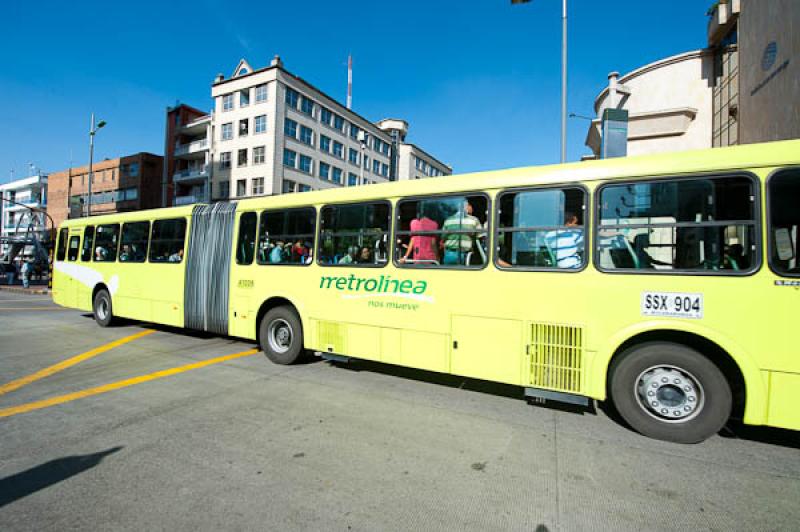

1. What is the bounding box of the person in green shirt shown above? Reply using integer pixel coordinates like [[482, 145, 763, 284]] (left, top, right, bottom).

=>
[[442, 200, 481, 265]]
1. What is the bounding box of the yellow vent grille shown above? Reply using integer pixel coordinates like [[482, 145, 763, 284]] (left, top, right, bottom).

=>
[[318, 321, 347, 353], [529, 323, 584, 394]]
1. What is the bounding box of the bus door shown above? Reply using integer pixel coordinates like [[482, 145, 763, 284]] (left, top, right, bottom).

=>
[[184, 203, 237, 335]]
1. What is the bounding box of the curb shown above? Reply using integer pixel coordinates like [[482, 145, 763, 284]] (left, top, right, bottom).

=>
[[0, 286, 51, 295]]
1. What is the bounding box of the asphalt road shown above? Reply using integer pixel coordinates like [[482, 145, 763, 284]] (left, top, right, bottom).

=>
[[0, 291, 798, 531]]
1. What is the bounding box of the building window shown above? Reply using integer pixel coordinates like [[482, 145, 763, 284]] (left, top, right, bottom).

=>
[[374, 139, 383, 153], [252, 177, 265, 196], [238, 148, 248, 167], [332, 167, 342, 184], [333, 141, 344, 159], [129, 163, 140, 177], [320, 135, 331, 153], [240, 89, 250, 107], [283, 148, 297, 168], [222, 123, 233, 141], [236, 179, 247, 198], [255, 84, 268, 103], [282, 179, 296, 193], [363, 155, 370, 172], [349, 124, 360, 141], [348, 148, 360, 165], [319, 161, 330, 180], [320, 107, 333, 126], [253, 146, 266, 165], [300, 96, 314, 116], [255, 114, 267, 134], [222, 93, 234, 111], [348, 173, 358, 186], [285, 87, 299, 109], [381, 163, 389, 178], [299, 125, 314, 146], [284, 118, 298, 139], [372, 159, 380, 174], [334, 114, 345, 132], [220, 152, 231, 169], [219, 181, 230, 199], [299, 154, 313, 174], [239, 118, 249, 137], [712, 35, 739, 148], [299, 184, 312, 192]]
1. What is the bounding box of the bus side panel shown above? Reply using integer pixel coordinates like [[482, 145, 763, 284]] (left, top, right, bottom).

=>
[[766, 371, 800, 431]]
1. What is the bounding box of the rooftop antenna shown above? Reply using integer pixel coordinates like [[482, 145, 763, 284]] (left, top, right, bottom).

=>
[[347, 54, 352, 109]]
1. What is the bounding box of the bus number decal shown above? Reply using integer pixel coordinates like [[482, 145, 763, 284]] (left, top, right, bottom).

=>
[[641, 292, 703, 319]]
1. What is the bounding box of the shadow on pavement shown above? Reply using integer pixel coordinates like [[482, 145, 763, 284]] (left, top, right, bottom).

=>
[[719, 422, 800, 449], [329, 358, 593, 416], [0, 446, 123, 508]]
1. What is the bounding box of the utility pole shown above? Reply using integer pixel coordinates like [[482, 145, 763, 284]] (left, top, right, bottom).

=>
[[86, 113, 106, 217]]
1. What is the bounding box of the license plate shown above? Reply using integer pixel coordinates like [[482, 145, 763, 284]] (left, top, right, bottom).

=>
[[641, 292, 703, 319]]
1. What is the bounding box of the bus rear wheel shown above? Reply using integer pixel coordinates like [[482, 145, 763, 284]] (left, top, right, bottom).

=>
[[610, 342, 732, 444], [93, 289, 115, 327], [259, 306, 304, 365]]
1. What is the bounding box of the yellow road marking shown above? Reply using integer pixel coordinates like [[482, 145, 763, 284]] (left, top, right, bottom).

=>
[[0, 349, 259, 419], [0, 330, 155, 396]]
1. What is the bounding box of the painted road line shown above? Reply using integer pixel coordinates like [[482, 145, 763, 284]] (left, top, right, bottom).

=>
[[0, 307, 68, 311], [0, 349, 259, 419], [0, 329, 155, 396]]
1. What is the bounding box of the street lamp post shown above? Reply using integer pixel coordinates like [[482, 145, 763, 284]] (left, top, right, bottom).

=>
[[86, 113, 106, 217], [512, 0, 568, 163]]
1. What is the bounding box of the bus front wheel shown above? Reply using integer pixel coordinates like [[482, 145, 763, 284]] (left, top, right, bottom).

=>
[[93, 289, 115, 327], [259, 306, 304, 365], [610, 342, 732, 444]]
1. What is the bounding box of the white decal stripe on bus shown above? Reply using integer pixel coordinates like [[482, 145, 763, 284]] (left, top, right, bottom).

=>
[[54, 262, 120, 297]]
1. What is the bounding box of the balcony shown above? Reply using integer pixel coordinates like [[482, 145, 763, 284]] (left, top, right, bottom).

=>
[[174, 138, 208, 158], [175, 193, 209, 206], [173, 165, 209, 184]]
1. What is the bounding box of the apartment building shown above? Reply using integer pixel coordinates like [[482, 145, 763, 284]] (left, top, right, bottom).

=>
[[0, 174, 48, 245], [47, 153, 163, 228], [164, 104, 212, 206], [166, 57, 451, 205]]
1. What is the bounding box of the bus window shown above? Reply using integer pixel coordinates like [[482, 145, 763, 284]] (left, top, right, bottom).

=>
[[94, 224, 120, 262], [119, 222, 150, 263], [319, 202, 390, 266], [256, 208, 316, 265], [496, 187, 585, 270], [396, 194, 488, 268], [81, 226, 95, 262], [56, 228, 68, 261], [596, 176, 757, 273], [149, 218, 187, 263], [67, 236, 80, 261], [768, 169, 800, 276], [236, 212, 257, 265]]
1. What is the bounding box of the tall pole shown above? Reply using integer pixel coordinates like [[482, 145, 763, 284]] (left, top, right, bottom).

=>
[[87, 113, 95, 217], [347, 54, 353, 109], [560, 0, 567, 163]]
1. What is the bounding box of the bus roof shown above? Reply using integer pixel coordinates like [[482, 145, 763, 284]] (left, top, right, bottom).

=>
[[60, 139, 800, 227]]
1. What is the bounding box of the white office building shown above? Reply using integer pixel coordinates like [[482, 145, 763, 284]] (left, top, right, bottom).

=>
[[195, 57, 450, 202], [0, 174, 48, 244]]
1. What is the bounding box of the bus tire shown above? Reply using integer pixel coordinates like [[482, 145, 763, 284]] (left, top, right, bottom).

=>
[[609, 342, 731, 444], [93, 289, 115, 327], [259, 306, 304, 365]]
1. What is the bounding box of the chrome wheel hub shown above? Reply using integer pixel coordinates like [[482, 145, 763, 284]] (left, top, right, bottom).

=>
[[267, 319, 293, 354], [635, 365, 704, 423]]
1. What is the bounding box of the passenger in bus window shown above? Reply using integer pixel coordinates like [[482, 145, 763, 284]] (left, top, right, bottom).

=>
[[292, 240, 309, 263], [119, 245, 132, 262], [401, 207, 439, 263], [338, 246, 359, 264], [168, 249, 183, 262], [270, 241, 285, 263], [441, 200, 481, 265], [95, 247, 108, 261], [544, 212, 584, 268], [358, 246, 372, 264]]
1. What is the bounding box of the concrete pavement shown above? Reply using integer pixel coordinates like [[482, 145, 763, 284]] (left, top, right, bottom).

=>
[[0, 291, 798, 531]]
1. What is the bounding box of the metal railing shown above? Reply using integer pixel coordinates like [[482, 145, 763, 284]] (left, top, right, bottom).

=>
[[174, 138, 208, 156]]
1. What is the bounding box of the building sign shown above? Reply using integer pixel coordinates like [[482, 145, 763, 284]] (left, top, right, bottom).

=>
[[751, 40, 791, 97], [600, 108, 629, 159]]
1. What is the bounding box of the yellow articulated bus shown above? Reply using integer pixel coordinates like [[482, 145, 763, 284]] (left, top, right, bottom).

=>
[[52, 140, 800, 443]]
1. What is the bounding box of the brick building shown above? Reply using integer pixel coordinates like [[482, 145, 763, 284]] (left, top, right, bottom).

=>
[[47, 152, 163, 228]]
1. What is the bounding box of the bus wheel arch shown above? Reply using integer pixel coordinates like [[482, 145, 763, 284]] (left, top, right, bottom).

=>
[[605, 330, 747, 441], [255, 297, 306, 365]]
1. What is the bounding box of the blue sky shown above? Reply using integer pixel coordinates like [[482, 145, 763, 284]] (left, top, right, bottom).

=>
[[0, 0, 709, 183]]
